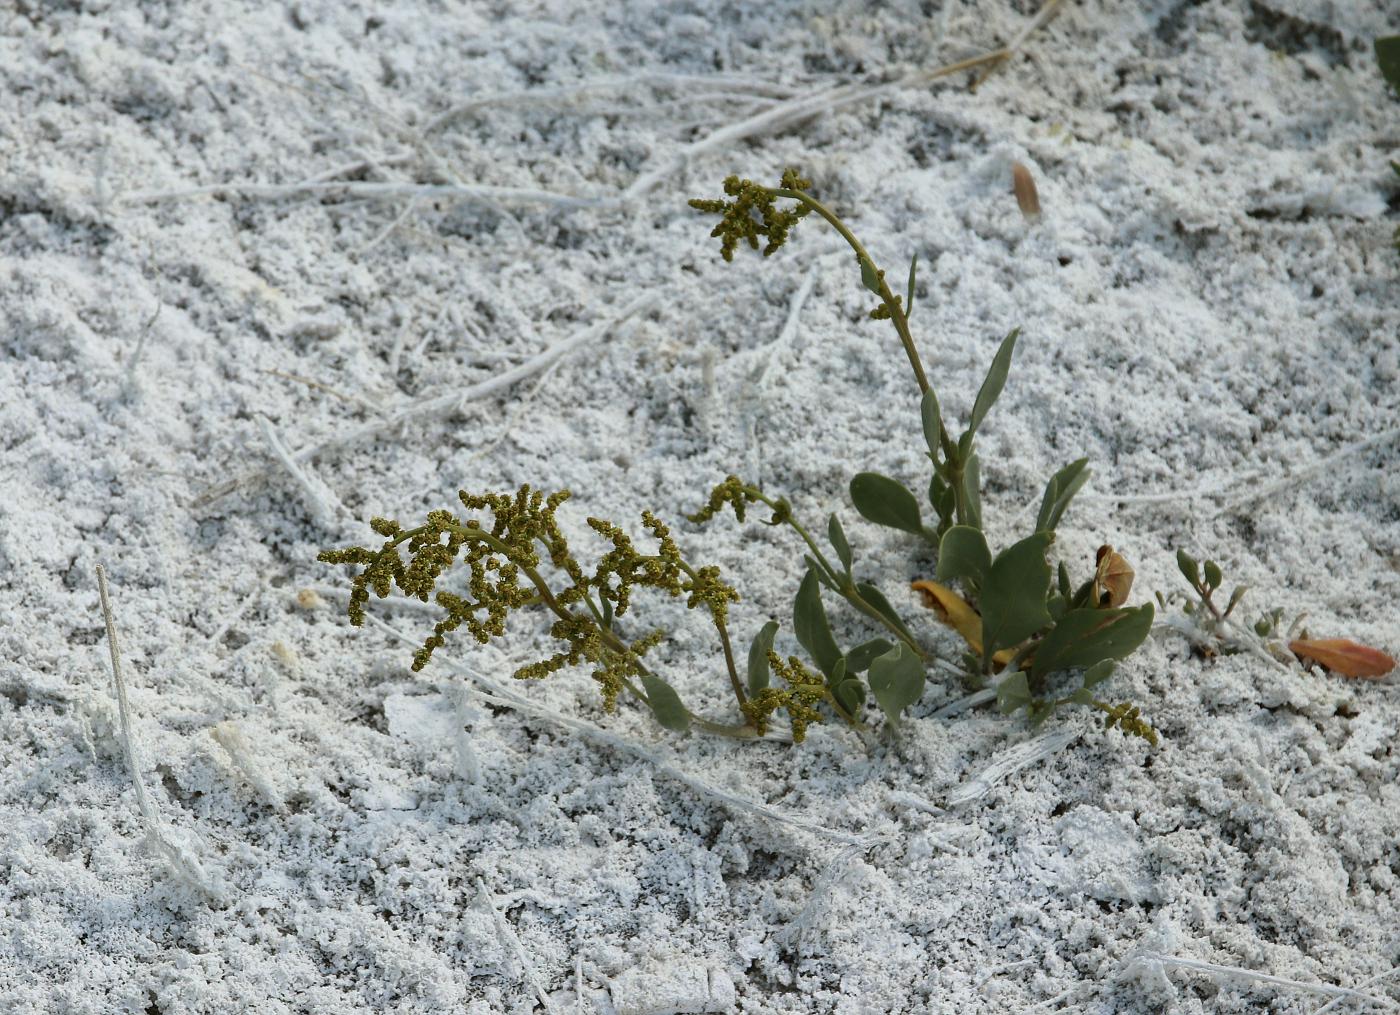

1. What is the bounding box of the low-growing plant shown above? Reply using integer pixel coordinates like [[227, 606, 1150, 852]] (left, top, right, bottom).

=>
[[688, 172, 1157, 741], [1160, 550, 1395, 680], [319, 170, 1159, 744]]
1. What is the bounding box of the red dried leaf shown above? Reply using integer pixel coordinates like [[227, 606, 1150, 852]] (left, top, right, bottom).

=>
[[1289, 638, 1396, 679]]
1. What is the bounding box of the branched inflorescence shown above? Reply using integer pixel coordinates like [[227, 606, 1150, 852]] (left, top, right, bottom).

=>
[[319, 486, 741, 722], [687, 169, 812, 261], [742, 653, 825, 743]]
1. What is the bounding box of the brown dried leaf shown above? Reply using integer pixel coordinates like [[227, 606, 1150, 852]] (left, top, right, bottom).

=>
[[1093, 545, 1134, 608], [1289, 638, 1396, 679], [1011, 162, 1041, 221]]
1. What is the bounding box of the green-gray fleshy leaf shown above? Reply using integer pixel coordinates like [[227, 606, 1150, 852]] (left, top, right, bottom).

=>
[[1083, 658, 1116, 689], [996, 671, 1032, 714], [859, 255, 881, 294], [906, 253, 918, 318], [747, 620, 779, 695], [960, 453, 982, 531], [855, 582, 919, 646], [867, 642, 925, 729], [828, 514, 852, 575], [936, 525, 991, 585], [980, 531, 1053, 656], [846, 637, 895, 673], [1035, 458, 1090, 534], [921, 388, 942, 461], [966, 329, 1019, 439], [850, 472, 924, 535], [794, 569, 842, 678], [641, 673, 690, 731], [1378, 35, 1400, 92], [833, 677, 866, 713], [1030, 603, 1155, 681]]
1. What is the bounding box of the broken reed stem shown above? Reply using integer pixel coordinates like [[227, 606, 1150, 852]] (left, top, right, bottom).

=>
[[96, 564, 221, 900], [96, 564, 160, 831]]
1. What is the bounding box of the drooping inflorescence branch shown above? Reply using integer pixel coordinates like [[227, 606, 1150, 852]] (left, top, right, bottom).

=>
[[319, 485, 752, 734]]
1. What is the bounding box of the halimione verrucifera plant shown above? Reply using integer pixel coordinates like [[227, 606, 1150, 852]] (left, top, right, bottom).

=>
[[317, 170, 1158, 745]]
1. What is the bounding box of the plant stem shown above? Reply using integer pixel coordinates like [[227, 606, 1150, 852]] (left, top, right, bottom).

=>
[[742, 484, 927, 659], [768, 188, 964, 470], [675, 559, 747, 709]]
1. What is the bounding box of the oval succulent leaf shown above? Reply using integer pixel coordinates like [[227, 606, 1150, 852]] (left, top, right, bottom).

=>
[[867, 642, 925, 728], [855, 581, 918, 646], [920, 388, 942, 460], [640, 673, 691, 731], [833, 678, 866, 713], [936, 525, 991, 586], [929, 472, 955, 530], [1378, 35, 1400, 92], [1176, 549, 1200, 586], [959, 453, 982, 531], [996, 670, 1032, 715], [747, 620, 780, 694], [1035, 458, 1090, 534], [1083, 659, 1116, 689], [980, 532, 1054, 656], [793, 569, 842, 678], [859, 254, 882, 294], [850, 472, 924, 535], [1030, 603, 1155, 681], [846, 637, 895, 673]]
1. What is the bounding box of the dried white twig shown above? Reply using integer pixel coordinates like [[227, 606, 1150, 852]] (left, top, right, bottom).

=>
[[775, 841, 874, 950], [205, 586, 263, 648], [1017, 987, 1075, 1012], [425, 72, 796, 134], [1213, 425, 1400, 517], [476, 877, 554, 1013], [199, 295, 654, 506], [971, 0, 1067, 89], [1131, 952, 1400, 1009], [257, 414, 351, 531], [946, 728, 1080, 807], [1079, 424, 1399, 517], [752, 262, 820, 393], [121, 179, 603, 211], [96, 564, 222, 901], [624, 36, 1059, 201], [211, 722, 286, 810], [445, 682, 482, 785], [1309, 965, 1400, 1014]]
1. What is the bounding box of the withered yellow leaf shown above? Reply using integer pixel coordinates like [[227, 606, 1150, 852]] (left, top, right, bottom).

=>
[[911, 579, 1017, 667]]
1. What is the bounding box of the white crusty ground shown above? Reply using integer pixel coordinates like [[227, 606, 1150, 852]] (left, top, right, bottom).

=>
[[2, 1, 1398, 1012]]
